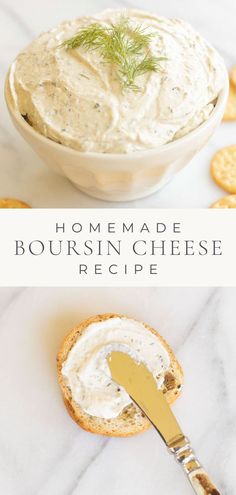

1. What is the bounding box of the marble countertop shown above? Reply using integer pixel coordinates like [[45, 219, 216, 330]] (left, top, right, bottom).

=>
[[0, 0, 236, 208], [0, 286, 235, 494]]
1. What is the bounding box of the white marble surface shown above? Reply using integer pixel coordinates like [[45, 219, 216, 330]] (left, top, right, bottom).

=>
[[0, 0, 236, 207], [0, 287, 235, 494]]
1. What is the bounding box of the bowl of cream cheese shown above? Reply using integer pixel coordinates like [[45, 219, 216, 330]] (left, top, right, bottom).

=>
[[5, 9, 229, 201]]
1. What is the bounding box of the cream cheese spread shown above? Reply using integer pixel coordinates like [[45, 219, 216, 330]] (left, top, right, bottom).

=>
[[9, 9, 226, 153], [61, 317, 170, 419]]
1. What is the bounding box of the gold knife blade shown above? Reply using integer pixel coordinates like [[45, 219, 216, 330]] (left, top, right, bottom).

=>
[[108, 351, 184, 447]]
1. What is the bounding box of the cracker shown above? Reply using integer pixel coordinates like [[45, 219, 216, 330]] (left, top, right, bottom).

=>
[[57, 313, 184, 437], [0, 198, 31, 208], [230, 65, 236, 87], [211, 145, 236, 193], [223, 83, 236, 121], [211, 195, 236, 208]]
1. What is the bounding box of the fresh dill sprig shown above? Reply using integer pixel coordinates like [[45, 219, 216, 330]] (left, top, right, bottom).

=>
[[61, 17, 166, 90]]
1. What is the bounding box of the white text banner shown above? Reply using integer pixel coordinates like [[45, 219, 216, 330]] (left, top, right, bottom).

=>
[[0, 209, 235, 287]]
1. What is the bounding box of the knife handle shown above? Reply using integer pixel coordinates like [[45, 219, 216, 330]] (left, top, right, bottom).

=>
[[169, 437, 221, 495], [188, 468, 221, 495]]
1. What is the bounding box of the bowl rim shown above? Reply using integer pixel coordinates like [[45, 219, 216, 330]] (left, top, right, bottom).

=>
[[5, 68, 229, 160]]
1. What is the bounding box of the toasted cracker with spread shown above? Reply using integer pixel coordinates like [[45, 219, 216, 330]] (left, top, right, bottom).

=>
[[211, 195, 236, 208], [223, 82, 236, 121], [0, 198, 30, 208], [211, 145, 236, 193], [57, 313, 183, 437]]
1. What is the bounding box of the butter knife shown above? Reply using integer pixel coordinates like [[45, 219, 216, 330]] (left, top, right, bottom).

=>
[[108, 352, 221, 495]]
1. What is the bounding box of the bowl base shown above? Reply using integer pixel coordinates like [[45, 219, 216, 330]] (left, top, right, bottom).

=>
[[74, 179, 171, 202]]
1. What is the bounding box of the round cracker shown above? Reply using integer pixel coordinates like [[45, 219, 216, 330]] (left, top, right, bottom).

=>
[[230, 65, 236, 87], [57, 313, 183, 437], [223, 83, 236, 121], [211, 145, 236, 193], [211, 195, 236, 208], [0, 198, 31, 208]]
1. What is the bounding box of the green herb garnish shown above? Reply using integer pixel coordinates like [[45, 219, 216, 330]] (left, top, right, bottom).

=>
[[61, 17, 166, 90]]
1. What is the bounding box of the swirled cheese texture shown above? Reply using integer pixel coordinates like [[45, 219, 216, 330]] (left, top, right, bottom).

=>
[[9, 9, 225, 153], [61, 317, 170, 419]]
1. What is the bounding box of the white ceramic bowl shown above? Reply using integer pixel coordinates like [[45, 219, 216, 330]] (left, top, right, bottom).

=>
[[5, 71, 229, 202]]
